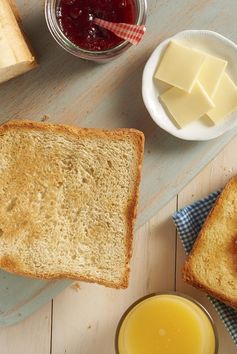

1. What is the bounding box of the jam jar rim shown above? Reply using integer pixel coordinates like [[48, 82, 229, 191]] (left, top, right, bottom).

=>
[[45, 0, 147, 60]]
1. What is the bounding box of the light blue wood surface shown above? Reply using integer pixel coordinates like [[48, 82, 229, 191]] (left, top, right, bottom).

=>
[[1, 0, 237, 326]]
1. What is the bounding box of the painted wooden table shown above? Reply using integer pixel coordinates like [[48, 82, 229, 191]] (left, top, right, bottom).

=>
[[1, 0, 237, 352]]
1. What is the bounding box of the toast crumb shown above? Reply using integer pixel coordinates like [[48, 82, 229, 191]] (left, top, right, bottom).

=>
[[71, 282, 81, 291], [41, 114, 50, 122]]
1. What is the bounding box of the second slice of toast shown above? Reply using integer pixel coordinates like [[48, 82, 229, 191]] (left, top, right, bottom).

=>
[[183, 176, 237, 307]]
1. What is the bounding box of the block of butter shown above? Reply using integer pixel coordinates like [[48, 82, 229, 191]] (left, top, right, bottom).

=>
[[154, 41, 205, 93], [198, 54, 227, 98], [160, 82, 214, 128], [0, 0, 36, 84], [207, 72, 237, 123]]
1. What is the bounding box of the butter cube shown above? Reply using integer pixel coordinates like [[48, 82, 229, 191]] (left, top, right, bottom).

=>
[[207, 73, 237, 123], [160, 82, 214, 128], [198, 54, 227, 97], [155, 41, 205, 93]]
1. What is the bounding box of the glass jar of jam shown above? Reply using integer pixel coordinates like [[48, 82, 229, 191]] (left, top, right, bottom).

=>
[[45, 0, 147, 62]]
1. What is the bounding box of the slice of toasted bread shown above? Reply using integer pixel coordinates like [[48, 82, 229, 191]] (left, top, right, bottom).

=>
[[0, 120, 144, 289], [183, 176, 237, 307]]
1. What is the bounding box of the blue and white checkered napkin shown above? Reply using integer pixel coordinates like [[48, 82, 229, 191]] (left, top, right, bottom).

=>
[[172, 191, 237, 346]]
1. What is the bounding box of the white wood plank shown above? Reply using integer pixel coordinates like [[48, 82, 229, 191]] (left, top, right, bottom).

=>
[[52, 199, 176, 354], [0, 302, 51, 354], [176, 135, 237, 354]]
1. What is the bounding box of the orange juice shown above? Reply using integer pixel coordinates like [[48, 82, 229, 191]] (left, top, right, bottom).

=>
[[117, 294, 217, 354]]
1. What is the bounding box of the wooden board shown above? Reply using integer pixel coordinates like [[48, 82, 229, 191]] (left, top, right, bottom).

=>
[[1, 0, 237, 326]]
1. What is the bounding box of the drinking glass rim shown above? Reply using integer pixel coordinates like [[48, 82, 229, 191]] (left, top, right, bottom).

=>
[[115, 291, 219, 354]]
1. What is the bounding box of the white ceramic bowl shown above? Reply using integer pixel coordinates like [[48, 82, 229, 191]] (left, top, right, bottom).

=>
[[142, 30, 237, 141]]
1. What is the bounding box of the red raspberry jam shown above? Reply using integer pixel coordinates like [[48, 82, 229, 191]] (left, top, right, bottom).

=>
[[57, 0, 137, 51]]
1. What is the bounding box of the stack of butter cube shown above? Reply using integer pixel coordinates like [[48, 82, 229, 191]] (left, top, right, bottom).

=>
[[155, 41, 237, 128]]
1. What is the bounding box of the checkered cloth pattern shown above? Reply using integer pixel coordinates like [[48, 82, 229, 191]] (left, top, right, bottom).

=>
[[93, 18, 146, 45], [173, 191, 237, 346]]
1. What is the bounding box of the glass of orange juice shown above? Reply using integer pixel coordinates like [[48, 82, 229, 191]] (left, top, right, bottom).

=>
[[115, 292, 218, 354]]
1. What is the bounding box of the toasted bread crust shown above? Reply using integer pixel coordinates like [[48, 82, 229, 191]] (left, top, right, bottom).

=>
[[0, 119, 144, 289], [5, 0, 37, 67], [183, 176, 237, 308]]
